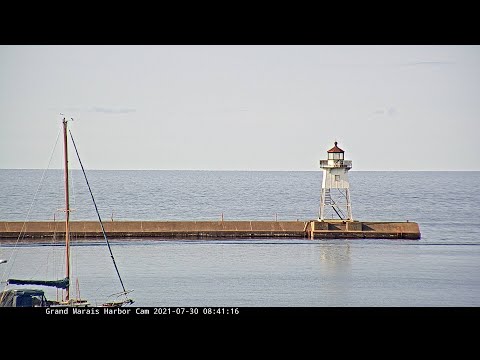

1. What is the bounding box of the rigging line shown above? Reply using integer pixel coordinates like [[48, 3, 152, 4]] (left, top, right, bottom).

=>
[[71, 176, 82, 288], [52, 212, 59, 286], [68, 163, 79, 285], [68, 129, 128, 296], [68, 121, 78, 219], [1, 123, 63, 287]]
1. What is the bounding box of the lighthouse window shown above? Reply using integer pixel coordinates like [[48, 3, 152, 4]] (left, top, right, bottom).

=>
[[335, 175, 340, 182]]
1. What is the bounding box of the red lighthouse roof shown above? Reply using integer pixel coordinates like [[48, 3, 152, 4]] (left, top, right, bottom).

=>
[[327, 141, 344, 153]]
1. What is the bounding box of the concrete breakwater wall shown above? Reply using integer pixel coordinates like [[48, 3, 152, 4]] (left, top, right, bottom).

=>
[[0, 220, 420, 240]]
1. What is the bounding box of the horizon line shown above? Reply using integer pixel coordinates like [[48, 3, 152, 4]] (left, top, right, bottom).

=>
[[1, 168, 479, 172]]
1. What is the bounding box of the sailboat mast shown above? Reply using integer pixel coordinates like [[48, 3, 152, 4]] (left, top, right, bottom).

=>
[[62, 117, 71, 302]]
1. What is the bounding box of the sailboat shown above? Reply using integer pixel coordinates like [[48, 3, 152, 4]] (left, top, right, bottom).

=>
[[0, 117, 134, 307]]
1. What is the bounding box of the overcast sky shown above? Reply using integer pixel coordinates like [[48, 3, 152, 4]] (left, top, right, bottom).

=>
[[1, 45, 479, 171]]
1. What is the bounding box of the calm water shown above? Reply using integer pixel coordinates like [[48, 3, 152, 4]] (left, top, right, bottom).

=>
[[1, 170, 479, 306]]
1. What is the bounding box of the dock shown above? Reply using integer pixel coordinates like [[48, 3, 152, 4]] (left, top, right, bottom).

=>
[[0, 220, 420, 240]]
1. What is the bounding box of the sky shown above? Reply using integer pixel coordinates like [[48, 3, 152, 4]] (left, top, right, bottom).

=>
[[0, 45, 479, 171]]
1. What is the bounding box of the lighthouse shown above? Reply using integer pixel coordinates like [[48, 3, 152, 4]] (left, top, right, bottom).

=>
[[319, 141, 353, 221]]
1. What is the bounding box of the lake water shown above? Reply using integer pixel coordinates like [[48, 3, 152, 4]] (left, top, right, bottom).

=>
[[1, 170, 479, 307]]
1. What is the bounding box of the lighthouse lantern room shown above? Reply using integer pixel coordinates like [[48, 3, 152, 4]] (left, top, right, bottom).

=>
[[319, 141, 353, 221]]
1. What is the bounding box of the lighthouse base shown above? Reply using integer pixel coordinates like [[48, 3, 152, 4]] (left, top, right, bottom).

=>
[[309, 220, 420, 239]]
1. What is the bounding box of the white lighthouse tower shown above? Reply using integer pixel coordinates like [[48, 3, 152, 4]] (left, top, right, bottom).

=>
[[319, 141, 353, 221]]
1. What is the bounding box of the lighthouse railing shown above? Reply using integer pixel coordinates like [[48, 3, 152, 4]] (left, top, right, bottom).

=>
[[320, 160, 352, 168]]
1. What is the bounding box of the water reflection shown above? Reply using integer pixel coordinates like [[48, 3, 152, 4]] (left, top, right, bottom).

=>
[[317, 243, 351, 274], [311, 242, 352, 306]]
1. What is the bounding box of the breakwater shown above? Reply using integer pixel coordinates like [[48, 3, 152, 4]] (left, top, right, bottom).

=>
[[0, 220, 420, 240]]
